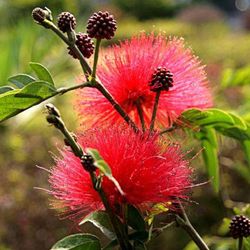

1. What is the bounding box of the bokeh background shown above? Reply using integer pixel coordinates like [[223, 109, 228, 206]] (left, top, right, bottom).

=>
[[0, 0, 250, 249]]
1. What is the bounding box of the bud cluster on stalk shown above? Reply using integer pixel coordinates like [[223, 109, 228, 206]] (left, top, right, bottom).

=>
[[32, 7, 117, 61]]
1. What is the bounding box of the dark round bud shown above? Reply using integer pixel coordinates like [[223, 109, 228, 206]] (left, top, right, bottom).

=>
[[46, 114, 58, 126], [45, 104, 60, 117], [229, 215, 250, 239], [57, 12, 76, 33], [68, 33, 94, 59], [81, 154, 96, 172], [87, 11, 117, 40], [149, 67, 174, 92], [32, 7, 46, 23]]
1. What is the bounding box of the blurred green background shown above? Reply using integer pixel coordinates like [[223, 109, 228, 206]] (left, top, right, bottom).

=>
[[0, 0, 250, 249]]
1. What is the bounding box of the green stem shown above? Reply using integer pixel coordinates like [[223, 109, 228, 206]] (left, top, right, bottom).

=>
[[177, 203, 209, 250], [39, 80, 139, 134], [149, 91, 161, 132], [95, 82, 139, 133], [92, 39, 101, 79], [159, 125, 177, 135], [238, 237, 243, 250], [57, 82, 93, 95], [150, 221, 175, 241], [43, 20, 92, 79], [45, 107, 132, 250], [135, 99, 146, 132], [98, 186, 132, 250], [47, 114, 83, 157], [123, 203, 129, 235], [40, 20, 138, 135]]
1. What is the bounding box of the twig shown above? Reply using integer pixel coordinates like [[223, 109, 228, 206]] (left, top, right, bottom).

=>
[[43, 19, 92, 79], [238, 237, 243, 250], [135, 99, 146, 132], [149, 91, 161, 132], [45, 104, 132, 250], [176, 202, 209, 250], [159, 125, 177, 135], [92, 39, 101, 79], [95, 81, 139, 133]]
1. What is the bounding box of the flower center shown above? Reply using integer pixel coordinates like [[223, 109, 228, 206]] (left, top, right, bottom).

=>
[[149, 67, 174, 92]]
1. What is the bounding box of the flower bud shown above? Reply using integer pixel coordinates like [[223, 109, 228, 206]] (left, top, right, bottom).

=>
[[87, 11, 117, 40], [57, 12, 76, 33], [68, 33, 94, 59], [81, 154, 96, 172], [32, 7, 46, 23], [149, 67, 174, 92], [45, 104, 61, 117], [229, 215, 250, 239], [32, 7, 52, 24]]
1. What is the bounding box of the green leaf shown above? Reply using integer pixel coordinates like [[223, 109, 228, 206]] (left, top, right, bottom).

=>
[[51, 234, 101, 250], [228, 113, 248, 130], [95, 159, 112, 176], [216, 127, 250, 141], [8, 74, 36, 88], [0, 86, 15, 94], [145, 203, 170, 226], [242, 140, 250, 167], [200, 128, 220, 192], [0, 81, 57, 122], [86, 148, 103, 161], [30, 62, 54, 85], [182, 108, 235, 127], [127, 205, 146, 232], [183, 108, 250, 144], [79, 211, 115, 240], [86, 148, 125, 195]]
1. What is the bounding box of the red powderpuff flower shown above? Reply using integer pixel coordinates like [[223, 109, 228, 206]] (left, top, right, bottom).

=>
[[76, 33, 212, 129], [49, 127, 192, 220]]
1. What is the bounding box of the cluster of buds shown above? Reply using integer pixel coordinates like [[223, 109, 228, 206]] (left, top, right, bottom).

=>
[[68, 33, 94, 59], [87, 11, 117, 40], [32, 7, 117, 60], [81, 154, 96, 173], [149, 67, 174, 92], [229, 215, 250, 239]]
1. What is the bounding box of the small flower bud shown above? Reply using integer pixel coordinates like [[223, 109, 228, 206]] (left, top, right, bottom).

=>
[[57, 12, 76, 33], [81, 154, 96, 172], [32, 7, 52, 24], [45, 104, 61, 117], [32, 7, 47, 23], [46, 114, 58, 124], [149, 67, 174, 92], [229, 215, 250, 239], [68, 33, 94, 59], [87, 11, 117, 40]]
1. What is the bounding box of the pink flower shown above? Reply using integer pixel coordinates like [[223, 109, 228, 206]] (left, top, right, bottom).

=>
[[76, 33, 212, 129], [49, 127, 191, 220]]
